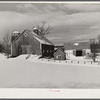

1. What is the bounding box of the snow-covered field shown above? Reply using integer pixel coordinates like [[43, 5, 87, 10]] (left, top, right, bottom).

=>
[[0, 54, 100, 88]]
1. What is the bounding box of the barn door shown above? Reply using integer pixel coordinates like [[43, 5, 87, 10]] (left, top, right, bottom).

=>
[[21, 45, 32, 54]]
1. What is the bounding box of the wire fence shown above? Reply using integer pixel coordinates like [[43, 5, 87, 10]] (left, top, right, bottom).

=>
[[38, 58, 100, 66]]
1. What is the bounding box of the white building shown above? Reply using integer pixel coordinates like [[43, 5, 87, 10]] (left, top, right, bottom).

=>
[[64, 41, 91, 57]]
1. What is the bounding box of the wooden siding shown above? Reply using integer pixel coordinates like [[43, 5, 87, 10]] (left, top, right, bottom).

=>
[[11, 30, 41, 56], [54, 49, 66, 60], [82, 50, 86, 56], [73, 50, 76, 56]]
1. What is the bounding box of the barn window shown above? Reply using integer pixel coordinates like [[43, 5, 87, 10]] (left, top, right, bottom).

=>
[[57, 55, 62, 59], [24, 33, 28, 37]]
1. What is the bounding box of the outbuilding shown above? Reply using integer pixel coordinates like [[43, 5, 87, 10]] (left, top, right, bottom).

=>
[[54, 48, 66, 60], [64, 41, 90, 57]]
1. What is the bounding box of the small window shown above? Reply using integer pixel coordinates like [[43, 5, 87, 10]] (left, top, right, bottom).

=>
[[47, 50, 48, 53], [57, 55, 62, 59], [24, 33, 28, 37]]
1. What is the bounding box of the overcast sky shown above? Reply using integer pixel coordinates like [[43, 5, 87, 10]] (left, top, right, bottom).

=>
[[0, 3, 100, 45]]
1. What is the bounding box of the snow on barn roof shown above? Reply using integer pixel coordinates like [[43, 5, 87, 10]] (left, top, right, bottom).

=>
[[29, 29, 54, 45], [33, 36, 50, 45], [28, 30, 53, 45]]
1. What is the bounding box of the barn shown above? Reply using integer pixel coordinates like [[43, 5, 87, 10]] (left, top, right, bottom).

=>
[[11, 28, 54, 57], [64, 41, 91, 57]]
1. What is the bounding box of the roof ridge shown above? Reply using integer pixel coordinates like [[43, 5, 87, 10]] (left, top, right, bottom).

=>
[[53, 48, 65, 55]]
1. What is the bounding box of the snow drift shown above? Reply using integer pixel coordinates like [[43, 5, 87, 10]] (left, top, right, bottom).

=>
[[0, 54, 100, 88]]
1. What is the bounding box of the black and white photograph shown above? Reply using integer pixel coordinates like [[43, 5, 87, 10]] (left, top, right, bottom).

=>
[[1, 1, 100, 89]]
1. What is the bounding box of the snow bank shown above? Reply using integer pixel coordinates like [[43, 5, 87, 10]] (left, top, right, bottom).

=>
[[12, 54, 41, 61], [0, 53, 7, 60], [66, 54, 100, 62], [0, 56, 100, 88]]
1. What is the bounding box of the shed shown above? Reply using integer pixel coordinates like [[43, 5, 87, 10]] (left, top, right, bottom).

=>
[[54, 48, 66, 60]]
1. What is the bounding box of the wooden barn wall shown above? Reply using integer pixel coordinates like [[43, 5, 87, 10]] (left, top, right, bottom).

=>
[[11, 43, 18, 56], [54, 50, 66, 60], [11, 31, 41, 56], [42, 44, 54, 57], [82, 50, 86, 56]]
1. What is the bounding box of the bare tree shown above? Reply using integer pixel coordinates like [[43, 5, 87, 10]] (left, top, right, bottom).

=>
[[36, 21, 53, 36], [2, 32, 12, 58], [0, 41, 4, 53], [97, 34, 100, 43], [90, 38, 99, 62]]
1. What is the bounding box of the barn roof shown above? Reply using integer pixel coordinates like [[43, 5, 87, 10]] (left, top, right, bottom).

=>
[[30, 30, 54, 45], [11, 29, 54, 46], [53, 48, 66, 56], [64, 41, 90, 50], [33, 35, 50, 45]]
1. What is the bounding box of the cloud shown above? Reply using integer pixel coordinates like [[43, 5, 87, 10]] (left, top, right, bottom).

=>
[[89, 25, 100, 29], [1, 3, 100, 44], [73, 34, 90, 40], [17, 3, 41, 13], [62, 3, 100, 13], [47, 37, 62, 40], [16, 3, 100, 15]]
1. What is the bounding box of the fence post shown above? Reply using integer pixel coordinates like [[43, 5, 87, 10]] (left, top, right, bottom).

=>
[[84, 61, 85, 64], [66, 60, 67, 63], [98, 62, 99, 65], [78, 61, 79, 64], [71, 61, 73, 63], [91, 61, 92, 64]]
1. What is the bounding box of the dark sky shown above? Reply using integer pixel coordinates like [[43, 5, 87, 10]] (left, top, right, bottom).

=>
[[0, 2, 100, 45]]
